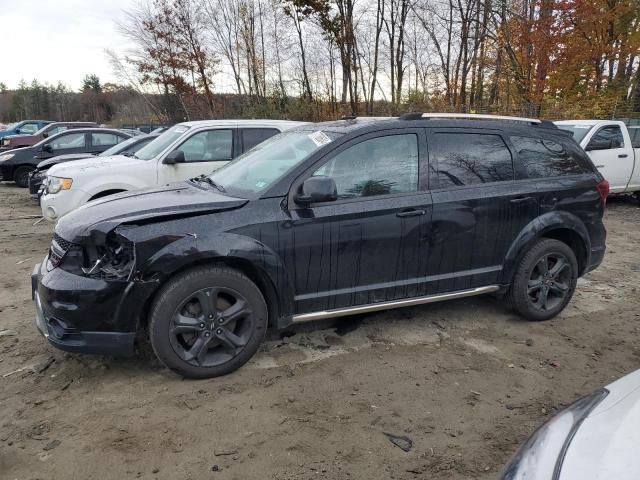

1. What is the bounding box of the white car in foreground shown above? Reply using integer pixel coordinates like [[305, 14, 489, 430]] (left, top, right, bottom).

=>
[[40, 119, 306, 221], [502, 368, 640, 479]]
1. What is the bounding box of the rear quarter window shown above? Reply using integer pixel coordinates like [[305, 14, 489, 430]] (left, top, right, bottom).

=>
[[510, 136, 591, 178]]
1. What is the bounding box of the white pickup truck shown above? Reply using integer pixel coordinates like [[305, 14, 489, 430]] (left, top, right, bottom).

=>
[[555, 120, 640, 198], [40, 119, 307, 221]]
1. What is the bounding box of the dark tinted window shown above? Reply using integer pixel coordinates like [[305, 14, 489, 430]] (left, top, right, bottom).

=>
[[431, 133, 513, 188], [511, 136, 589, 178], [587, 126, 624, 149], [314, 134, 419, 199], [241, 128, 279, 152]]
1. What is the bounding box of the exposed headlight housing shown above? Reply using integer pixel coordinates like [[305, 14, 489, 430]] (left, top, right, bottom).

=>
[[55, 234, 135, 280], [0, 153, 15, 161], [501, 388, 609, 480], [47, 176, 73, 194]]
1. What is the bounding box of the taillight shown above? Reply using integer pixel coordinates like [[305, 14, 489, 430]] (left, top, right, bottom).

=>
[[596, 179, 609, 205]]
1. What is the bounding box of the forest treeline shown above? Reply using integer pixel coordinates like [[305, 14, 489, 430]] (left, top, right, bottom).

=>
[[2, 0, 640, 124]]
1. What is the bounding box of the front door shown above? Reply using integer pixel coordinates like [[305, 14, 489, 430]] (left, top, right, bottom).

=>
[[35, 131, 89, 161], [584, 124, 634, 192], [282, 129, 432, 315], [158, 128, 235, 184], [426, 129, 539, 294]]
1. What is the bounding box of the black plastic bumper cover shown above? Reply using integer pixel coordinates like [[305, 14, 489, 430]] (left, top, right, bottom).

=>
[[32, 262, 136, 356]]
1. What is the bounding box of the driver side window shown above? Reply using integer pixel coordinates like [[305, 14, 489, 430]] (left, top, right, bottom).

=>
[[313, 134, 419, 200], [587, 126, 624, 150], [19, 123, 39, 134], [177, 129, 233, 162]]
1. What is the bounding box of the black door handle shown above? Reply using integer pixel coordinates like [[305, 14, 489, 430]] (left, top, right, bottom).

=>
[[396, 209, 426, 218], [510, 196, 534, 204], [619, 154, 629, 158]]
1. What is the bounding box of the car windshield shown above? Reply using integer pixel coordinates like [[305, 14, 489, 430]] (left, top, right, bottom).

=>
[[207, 130, 342, 197], [556, 124, 593, 143], [134, 125, 189, 160]]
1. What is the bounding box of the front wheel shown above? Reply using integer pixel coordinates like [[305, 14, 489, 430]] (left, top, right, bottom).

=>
[[507, 238, 578, 321], [14, 166, 34, 188], [149, 266, 268, 378]]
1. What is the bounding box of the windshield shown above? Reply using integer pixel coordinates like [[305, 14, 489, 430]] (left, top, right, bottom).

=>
[[208, 130, 342, 197], [556, 124, 593, 143], [134, 125, 189, 160]]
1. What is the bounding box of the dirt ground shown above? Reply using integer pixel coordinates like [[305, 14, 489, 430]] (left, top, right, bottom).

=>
[[0, 184, 638, 480]]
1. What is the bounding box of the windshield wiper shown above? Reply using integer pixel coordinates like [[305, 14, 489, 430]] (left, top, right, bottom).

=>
[[190, 174, 225, 192]]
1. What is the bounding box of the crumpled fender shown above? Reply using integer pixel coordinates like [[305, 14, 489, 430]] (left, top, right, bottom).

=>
[[501, 210, 591, 284], [119, 228, 295, 325]]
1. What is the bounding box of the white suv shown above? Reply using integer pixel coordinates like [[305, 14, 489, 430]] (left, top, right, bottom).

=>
[[40, 120, 307, 221]]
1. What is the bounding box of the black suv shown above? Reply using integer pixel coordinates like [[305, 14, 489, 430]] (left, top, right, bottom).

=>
[[32, 114, 608, 378]]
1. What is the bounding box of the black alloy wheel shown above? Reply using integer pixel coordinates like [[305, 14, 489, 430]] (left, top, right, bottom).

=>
[[526, 253, 572, 312], [507, 238, 578, 321], [169, 287, 254, 367], [149, 266, 267, 378]]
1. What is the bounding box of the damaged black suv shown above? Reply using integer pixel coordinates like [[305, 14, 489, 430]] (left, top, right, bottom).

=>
[[32, 114, 608, 378]]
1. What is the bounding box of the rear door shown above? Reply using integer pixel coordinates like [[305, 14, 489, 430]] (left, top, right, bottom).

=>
[[584, 124, 634, 192], [158, 127, 235, 184], [426, 129, 539, 294]]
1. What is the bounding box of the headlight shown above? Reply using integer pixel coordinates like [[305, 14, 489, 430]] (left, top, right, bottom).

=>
[[81, 238, 135, 280], [0, 153, 14, 161], [47, 176, 73, 194], [501, 388, 608, 480]]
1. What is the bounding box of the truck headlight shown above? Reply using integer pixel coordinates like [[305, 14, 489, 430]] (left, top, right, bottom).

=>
[[0, 153, 14, 161], [47, 176, 73, 194], [501, 388, 608, 480]]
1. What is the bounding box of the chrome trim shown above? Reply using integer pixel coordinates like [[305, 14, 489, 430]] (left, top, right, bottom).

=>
[[291, 285, 500, 323], [421, 113, 541, 124]]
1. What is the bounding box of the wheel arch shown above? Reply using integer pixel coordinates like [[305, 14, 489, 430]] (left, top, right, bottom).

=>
[[501, 212, 592, 284]]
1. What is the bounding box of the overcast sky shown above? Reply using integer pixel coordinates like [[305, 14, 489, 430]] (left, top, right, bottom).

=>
[[1, 0, 132, 90]]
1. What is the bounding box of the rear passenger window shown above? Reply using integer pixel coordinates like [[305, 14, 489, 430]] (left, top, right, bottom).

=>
[[241, 128, 279, 152], [431, 133, 513, 188], [92, 133, 123, 147], [511, 136, 588, 178]]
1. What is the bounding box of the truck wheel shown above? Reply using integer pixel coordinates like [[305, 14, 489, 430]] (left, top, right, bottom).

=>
[[14, 166, 34, 188], [149, 265, 268, 379], [507, 238, 578, 321]]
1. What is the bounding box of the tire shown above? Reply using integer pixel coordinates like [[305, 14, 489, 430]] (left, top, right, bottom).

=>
[[149, 265, 268, 379], [14, 166, 34, 188], [506, 238, 578, 321]]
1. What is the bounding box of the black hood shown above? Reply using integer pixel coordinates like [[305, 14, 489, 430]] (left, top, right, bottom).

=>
[[37, 153, 96, 170], [56, 181, 248, 243]]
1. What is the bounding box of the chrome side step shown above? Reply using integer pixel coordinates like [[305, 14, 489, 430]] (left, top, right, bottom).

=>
[[291, 285, 500, 323]]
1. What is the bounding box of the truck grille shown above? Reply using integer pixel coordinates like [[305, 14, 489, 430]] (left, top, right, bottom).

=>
[[49, 234, 74, 268]]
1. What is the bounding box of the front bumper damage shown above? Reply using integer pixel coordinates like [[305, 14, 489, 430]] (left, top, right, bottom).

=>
[[31, 260, 139, 356]]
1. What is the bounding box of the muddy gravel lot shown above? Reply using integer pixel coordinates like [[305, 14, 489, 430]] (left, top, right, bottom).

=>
[[0, 184, 639, 480]]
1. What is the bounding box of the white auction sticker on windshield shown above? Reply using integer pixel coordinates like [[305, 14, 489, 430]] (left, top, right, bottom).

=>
[[308, 131, 332, 147]]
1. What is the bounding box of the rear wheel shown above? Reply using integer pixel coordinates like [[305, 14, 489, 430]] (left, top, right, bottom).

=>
[[14, 166, 34, 188], [507, 238, 578, 321], [149, 266, 267, 378]]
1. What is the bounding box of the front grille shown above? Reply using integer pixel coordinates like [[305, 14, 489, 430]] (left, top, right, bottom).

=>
[[49, 233, 74, 268]]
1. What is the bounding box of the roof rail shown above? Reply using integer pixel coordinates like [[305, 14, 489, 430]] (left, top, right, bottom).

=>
[[399, 112, 556, 127]]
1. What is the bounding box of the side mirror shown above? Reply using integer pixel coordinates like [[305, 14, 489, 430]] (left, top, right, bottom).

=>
[[295, 176, 337, 205], [585, 139, 613, 151], [163, 150, 185, 164], [42, 144, 53, 153]]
